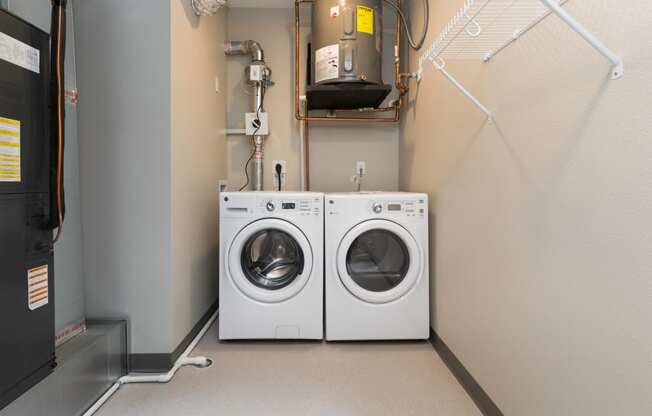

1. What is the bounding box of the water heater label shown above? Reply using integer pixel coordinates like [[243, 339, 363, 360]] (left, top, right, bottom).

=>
[[315, 44, 339, 83], [356, 5, 374, 35], [0, 32, 40, 74], [27, 265, 49, 311], [0, 116, 21, 182]]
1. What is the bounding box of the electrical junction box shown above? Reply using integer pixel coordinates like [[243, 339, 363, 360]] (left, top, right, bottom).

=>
[[245, 112, 269, 136], [248, 64, 264, 82]]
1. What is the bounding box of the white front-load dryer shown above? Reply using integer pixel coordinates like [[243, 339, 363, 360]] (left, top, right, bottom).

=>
[[219, 191, 324, 340], [325, 192, 430, 340]]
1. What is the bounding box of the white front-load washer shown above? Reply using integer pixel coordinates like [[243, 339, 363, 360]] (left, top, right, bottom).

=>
[[325, 192, 430, 340], [219, 191, 324, 340]]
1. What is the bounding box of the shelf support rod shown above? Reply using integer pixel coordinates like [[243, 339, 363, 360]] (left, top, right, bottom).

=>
[[538, 0, 623, 79], [431, 59, 493, 122]]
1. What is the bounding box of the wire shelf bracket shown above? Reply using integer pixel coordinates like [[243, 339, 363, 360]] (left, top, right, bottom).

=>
[[418, 0, 624, 121]]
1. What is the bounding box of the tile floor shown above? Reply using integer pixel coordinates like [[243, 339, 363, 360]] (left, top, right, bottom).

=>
[[96, 322, 480, 416]]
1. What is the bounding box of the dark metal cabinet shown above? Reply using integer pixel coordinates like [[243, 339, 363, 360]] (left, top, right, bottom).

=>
[[0, 9, 54, 410]]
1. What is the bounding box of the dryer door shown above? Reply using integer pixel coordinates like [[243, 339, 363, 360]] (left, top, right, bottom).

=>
[[336, 219, 423, 304], [228, 218, 313, 303]]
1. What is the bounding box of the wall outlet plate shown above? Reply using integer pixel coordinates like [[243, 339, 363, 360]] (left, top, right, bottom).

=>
[[272, 160, 287, 190], [245, 112, 269, 136], [356, 161, 367, 175]]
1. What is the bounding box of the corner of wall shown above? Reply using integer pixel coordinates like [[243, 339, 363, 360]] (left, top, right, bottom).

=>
[[170, 0, 227, 349]]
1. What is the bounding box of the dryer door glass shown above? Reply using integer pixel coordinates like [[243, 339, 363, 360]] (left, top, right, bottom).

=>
[[241, 229, 305, 290], [346, 229, 410, 292]]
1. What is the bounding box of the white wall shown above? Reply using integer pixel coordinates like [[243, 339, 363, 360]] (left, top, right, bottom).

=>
[[6, 0, 86, 335], [400, 0, 652, 414], [225, 7, 399, 193], [74, 0, 174, 354], [170, 0, 226, 349]]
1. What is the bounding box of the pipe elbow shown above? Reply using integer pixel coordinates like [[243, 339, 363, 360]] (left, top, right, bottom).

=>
[[224, 40, 264, 62], [245, 40, 264, 62]]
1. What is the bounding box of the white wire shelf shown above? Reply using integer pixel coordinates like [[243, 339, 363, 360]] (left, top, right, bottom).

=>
[[418, 0, 624, 121]]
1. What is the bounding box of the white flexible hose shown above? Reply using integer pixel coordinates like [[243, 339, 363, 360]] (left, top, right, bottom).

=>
[[82, 310, 218, 416]]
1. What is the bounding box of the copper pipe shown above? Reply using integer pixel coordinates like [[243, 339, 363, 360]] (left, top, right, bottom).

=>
[[53, 3, 65, 243], [295, 0, 302, 119], [304, 119, 310, 190], [294, 0, 405, 123]]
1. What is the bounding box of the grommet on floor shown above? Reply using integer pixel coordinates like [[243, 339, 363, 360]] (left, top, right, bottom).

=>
[[196, 358, 213, 368]]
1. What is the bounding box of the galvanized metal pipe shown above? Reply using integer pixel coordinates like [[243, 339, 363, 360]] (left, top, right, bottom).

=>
[[225, 39, 268, 191], [252, 78, 264, 191], [224, 40, 264, 62]]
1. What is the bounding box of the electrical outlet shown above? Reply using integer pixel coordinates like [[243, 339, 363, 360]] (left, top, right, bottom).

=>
[[356, 161, 367, 176], [272, 160, 287, 190], [218, 179, 228, 193]]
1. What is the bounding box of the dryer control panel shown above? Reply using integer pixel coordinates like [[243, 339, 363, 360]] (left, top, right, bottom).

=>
[[370, 199, 427, 218]]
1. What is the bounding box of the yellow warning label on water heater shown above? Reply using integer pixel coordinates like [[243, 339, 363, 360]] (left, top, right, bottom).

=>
[[356, 5, 374, 35], [0, 117, 21, 182]]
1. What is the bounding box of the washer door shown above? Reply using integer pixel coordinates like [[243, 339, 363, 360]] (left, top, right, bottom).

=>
[[228, 218, 313, 303], [337, 220, 422, 304]]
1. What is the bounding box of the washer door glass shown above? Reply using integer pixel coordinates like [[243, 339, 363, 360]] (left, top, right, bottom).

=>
[[241, 229, 305, 290], [346, 229, 410, 292]]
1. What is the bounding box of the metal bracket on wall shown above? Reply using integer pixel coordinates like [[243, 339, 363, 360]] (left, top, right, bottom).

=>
[[431, 56, 493, 122], [418, 0, 624, 121]]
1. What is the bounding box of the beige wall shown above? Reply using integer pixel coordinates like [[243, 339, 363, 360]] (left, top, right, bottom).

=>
[[400, 0, 652, 415], [225, 7, 399, 193], [171, 0, 227, 347]]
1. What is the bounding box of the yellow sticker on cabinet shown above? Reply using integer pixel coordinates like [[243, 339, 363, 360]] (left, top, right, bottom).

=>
[[356, 5, 374, 35], [28, 265, 49, 311], [0, 117, 20, 182]]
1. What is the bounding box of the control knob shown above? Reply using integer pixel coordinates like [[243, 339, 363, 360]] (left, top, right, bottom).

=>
[[372, 203, 383, 214], [266, 201, 275, 212]]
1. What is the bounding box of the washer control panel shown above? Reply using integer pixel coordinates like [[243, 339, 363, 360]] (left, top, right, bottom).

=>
[[259, 197, 321, 216]]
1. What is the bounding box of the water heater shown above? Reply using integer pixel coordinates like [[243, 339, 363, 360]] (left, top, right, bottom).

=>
[[307, 0, 392, 110]]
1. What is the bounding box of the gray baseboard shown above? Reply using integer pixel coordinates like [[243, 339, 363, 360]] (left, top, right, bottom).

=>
[[429, 329, 504, 416], [0, 320, 127, 416], [129, 300, 218, 373]]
